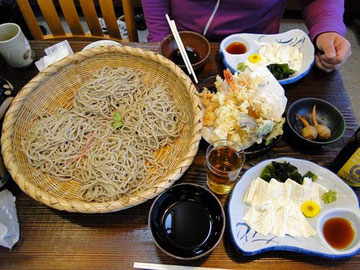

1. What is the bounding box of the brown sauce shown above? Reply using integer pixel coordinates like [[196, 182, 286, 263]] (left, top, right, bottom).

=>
[[226, 42, 247, 54], [323, 217, 355, 249], [170, 47, 200, 66]]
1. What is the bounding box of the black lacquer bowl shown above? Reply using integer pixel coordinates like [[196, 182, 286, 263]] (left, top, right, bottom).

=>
[[148, 183, 225, 260], [287, 97, 345, 146]]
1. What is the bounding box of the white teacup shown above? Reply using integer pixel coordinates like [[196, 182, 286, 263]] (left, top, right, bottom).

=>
[[0, 23, 34, 68]]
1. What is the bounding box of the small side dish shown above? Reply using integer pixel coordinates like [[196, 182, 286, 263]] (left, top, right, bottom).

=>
[[228, 157, 360, 258], [219, 29, 315, 85], [287, 98, 345, 146]]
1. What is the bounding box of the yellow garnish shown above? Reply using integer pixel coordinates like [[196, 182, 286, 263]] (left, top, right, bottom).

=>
[[248, 54, 262, 63], [301, 201, 320, 218]]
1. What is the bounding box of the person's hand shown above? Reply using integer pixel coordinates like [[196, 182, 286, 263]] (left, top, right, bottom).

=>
[[315, 32, 351, 72]]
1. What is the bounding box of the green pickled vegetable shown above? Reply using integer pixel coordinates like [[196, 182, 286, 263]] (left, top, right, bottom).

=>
[[267, 63, 295, 80], [322, 190, 337, 204], [303, 171, 318, 181], [237, 62, 247, 72]]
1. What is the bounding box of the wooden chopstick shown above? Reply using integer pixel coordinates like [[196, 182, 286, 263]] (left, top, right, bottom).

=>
[[133, 262, 229, 270], [165, 14, 198, 83], [165, 14, 191, 75]]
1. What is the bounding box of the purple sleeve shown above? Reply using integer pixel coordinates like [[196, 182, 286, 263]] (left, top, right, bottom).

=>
[[141, 0, 171, 42], [301, 0, 346, 41]]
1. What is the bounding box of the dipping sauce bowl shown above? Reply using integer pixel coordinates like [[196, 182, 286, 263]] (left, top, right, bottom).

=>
[[159, 31, 211, 72], [148, 183, 225, 260]]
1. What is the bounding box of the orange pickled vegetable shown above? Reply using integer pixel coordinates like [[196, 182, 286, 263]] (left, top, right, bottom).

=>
[[296, 114, 317, 140]]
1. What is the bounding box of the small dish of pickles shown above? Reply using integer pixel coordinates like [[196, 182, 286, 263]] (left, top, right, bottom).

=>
[[286, 98, 345, 146]]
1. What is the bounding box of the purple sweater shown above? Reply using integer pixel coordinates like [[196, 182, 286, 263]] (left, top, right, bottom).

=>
[[142, 0, 346, 42]]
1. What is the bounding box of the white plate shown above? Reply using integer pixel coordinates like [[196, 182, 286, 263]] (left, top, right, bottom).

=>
[[228, 157, 360, 259], [219, 29, 315, 85], [82, 40, 122, 51], [201, 66, 287, 148]]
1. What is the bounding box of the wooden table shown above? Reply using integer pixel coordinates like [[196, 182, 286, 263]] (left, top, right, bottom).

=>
[[0, 41, 359, 269]]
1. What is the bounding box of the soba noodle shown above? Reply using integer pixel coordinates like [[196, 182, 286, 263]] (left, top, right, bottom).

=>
[[22, 67, 188, 202]]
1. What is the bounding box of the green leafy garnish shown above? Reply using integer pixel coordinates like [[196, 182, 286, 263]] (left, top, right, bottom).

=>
[[322, 190, 337, 204], [267, 63, 295, 80], [260, 161, 318, 185], [113, 112, 123, 129], [237, 62, 247, 72]]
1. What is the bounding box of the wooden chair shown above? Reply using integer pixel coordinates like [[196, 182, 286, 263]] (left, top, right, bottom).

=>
[[16, 0, 138, 42]]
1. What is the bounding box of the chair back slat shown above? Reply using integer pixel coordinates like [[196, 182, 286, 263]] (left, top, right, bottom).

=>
[[59, 0, 85, 35], [99, 0, 122, 40], [79, 0, 104, 37], [16, 0, 138, 42], [38, 0, 66, 37], [16, 0, 44, 40], [122, 0, 138, 42]]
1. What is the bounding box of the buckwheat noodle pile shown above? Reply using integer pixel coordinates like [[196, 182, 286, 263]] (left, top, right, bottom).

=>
[[22, 67, 188, 202]]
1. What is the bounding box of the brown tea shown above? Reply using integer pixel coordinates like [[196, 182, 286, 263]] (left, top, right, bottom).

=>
[[206, 145, 244, 195]]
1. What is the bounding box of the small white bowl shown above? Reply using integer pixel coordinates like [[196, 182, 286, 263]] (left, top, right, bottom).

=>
[[82, 40, 122, 51], [219, 35, 256, 70], [317, 208, 360, 254]]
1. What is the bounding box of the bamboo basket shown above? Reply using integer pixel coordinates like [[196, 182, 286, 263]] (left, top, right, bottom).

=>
[[1, 46, 202, 213]]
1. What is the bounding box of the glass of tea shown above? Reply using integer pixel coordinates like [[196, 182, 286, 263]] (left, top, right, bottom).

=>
[[206, 140, 245, 195]]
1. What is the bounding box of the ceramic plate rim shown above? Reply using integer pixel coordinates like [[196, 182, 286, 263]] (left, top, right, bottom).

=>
[[81, 40, 122, 51], [219, 29, 315, 85], [227, 157, 360, 259]]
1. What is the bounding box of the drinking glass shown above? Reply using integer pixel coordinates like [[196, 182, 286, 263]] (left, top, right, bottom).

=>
[[206, 139, 245, 195]]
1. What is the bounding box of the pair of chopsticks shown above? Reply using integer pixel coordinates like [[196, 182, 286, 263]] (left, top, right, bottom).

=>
[[134, 262, 228, 270], [165, 14, 198, 84]]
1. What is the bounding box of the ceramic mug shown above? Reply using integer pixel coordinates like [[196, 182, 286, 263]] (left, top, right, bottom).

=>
[[0, 23, 34, 68]]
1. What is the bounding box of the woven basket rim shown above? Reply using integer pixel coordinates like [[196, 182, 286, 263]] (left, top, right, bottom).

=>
[[1, 45, 203, 213]]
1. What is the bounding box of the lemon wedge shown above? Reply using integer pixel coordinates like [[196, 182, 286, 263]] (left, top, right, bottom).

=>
[[301, 200, 320, 218]]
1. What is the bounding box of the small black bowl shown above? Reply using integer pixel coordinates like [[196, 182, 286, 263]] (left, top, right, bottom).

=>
[[148, 183, 225, 260], [159, 31, 211, 71], [287, 98, 345, 146]]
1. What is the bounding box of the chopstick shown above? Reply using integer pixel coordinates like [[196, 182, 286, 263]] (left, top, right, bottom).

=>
[[133, 262, 228, 270], [165, 14, 198, 84]]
